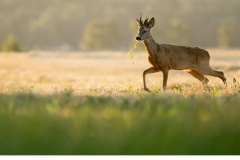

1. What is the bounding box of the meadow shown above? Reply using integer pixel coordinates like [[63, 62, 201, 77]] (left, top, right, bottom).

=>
[[0, 49, 240, 155]]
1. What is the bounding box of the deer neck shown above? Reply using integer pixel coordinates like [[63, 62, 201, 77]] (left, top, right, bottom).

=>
[[142, 35, 158, 57]]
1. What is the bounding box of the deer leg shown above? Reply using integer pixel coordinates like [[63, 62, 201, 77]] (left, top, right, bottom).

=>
[[214, 70, 227, 84], [143, 67, 159, 92], [199, 67, 227, 84], [187, 70, 209, 84], [162, 69, 169, 91]]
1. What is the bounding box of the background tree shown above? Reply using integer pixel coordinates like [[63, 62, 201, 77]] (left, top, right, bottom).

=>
[[163, 19, 190, 46], [81, 19, 120, 50], [1, 35, 21, 52], [217, 25, 235, 49], [0, 38, 2, 51]]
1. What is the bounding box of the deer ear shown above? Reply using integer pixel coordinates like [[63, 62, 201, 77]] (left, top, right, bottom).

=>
[[148, 17, 155, 28]]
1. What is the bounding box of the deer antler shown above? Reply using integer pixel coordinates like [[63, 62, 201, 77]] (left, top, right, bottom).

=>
[[139, 13, 143, 24], [136, 13, 143, 25], [144, 16, 149, 26], [136, 14, 149, 26]]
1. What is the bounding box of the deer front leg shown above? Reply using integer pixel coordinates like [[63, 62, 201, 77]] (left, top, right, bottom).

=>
[[162, 69, 169, 91], [143, 67, 158, 92]]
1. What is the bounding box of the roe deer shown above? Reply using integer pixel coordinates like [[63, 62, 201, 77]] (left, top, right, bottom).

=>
[[136, 14, 226, 91]]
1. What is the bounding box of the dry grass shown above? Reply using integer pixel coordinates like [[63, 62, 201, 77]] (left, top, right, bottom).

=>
[[1, 49, 240, 155], [0, 49, 240, 96]]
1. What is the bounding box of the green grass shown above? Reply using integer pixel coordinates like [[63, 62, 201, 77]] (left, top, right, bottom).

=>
[[1, 92, 240, 155]]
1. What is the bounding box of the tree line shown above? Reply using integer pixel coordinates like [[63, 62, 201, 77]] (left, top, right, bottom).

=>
[[0, 0, 239, 51]]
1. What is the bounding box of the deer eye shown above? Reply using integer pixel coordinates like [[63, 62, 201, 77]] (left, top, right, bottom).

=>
[[142, 30, 147, 34]]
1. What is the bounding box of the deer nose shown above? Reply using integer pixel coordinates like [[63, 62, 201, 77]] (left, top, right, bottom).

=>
[[136, 37, 141, 41]]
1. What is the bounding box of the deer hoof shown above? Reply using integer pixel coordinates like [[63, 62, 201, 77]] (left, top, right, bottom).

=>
[[144, 88, 150, 92], [223, 78, 227, 84]]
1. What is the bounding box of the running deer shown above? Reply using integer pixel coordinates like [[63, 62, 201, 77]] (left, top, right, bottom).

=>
[[136, 14, 226, 91]]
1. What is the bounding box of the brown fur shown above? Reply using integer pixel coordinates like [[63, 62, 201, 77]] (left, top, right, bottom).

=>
[[136, 15, 226, 91]]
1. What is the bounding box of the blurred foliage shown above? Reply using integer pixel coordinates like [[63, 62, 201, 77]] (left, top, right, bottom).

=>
[[164, 19, 190, 46], [0, 0, 240, 50], [1, 93, 240, 154], [217, 25, 235, 48], [0, 35, 21, 52], [81, 19, 120, 50], [0, 39, 2, 51]]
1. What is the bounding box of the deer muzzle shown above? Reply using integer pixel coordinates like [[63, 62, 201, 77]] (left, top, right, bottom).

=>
[[136, 36, 142, 41]]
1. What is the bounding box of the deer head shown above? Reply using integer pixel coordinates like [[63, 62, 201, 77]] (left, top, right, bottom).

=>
[[136, 13, 155, 41]]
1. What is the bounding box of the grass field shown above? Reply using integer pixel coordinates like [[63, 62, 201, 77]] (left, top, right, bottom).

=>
[[1, 49, 240, 155]]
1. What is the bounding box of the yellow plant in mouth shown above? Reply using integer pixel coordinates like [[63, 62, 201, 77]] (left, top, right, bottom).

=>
[[128, 42, 137, 59]]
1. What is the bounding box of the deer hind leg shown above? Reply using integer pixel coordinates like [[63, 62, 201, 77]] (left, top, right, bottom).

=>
[[187, 70, 209, 84], [143, 67, 159, 92], [199, 66, 227, 84], [214, 70, 227, 84]]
